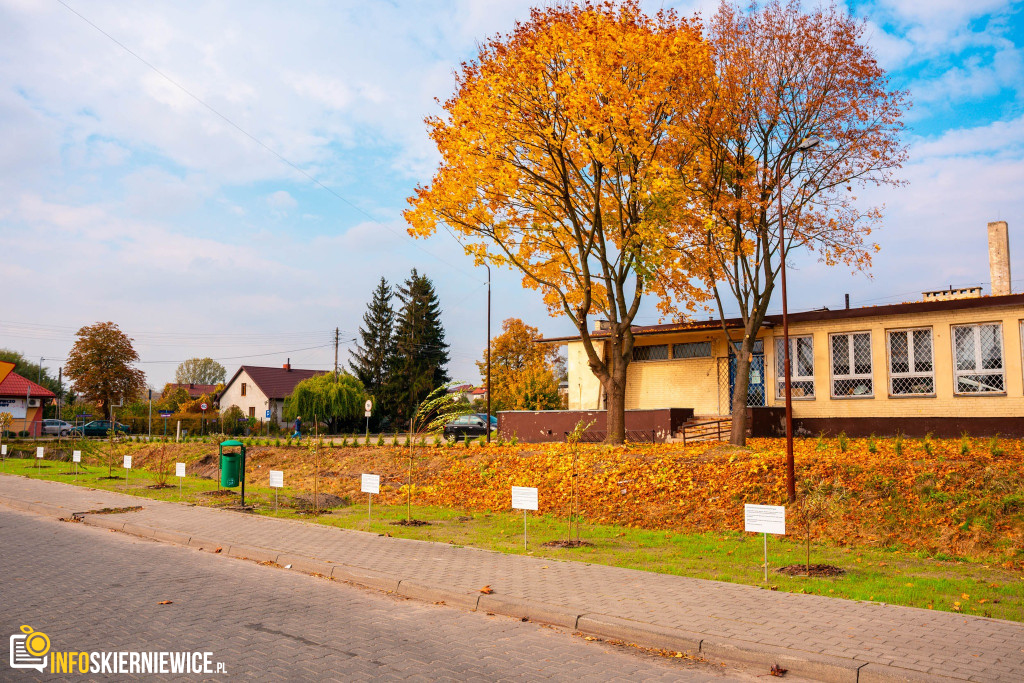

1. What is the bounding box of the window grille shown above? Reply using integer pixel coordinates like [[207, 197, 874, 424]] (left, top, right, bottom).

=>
[[953, 323, 1004, 393], [888, 328, 935, 395], [775, 336, 814, 399], [241, 382, 247, 397], [672, 341, 711, 359], [831, 331, 873, 397], [632, 344, 669, 362]]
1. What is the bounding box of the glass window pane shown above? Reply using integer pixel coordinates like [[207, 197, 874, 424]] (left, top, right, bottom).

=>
[[889, 331, 909, 374], [796, 337, 814, 377], [954, 327, 976, 371], [832, 335, 849, 375], [912, 329, 933, 372], [853, 333, 872, 375]]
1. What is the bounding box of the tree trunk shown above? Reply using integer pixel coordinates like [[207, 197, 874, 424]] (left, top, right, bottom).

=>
[[729, 335, 755, 446]]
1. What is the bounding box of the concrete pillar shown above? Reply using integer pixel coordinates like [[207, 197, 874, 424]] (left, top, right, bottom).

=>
[[987, 221, 1011, 296]]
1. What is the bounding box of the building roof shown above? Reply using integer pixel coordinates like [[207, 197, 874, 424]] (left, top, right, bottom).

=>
[[165, 383, 219, 398], [540, 293, 1024, 344], [222, 365, 326, 400], [0, 371, 57, 399]]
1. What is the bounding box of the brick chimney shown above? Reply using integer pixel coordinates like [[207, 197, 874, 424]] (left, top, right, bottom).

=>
[[283, 357, 291, 371], [988, 221, 1011, 296]]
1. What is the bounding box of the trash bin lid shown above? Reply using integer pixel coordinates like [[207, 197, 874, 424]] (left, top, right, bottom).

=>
[[220, 439, 244, 446]]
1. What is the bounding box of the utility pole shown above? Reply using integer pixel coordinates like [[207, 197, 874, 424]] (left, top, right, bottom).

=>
[[334, 327, 339, 378]]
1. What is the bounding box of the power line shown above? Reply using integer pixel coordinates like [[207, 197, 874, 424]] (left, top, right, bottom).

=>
[[54, 0, 484, 285]]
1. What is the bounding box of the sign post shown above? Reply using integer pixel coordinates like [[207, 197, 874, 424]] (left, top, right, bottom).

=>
[[175, 462, 186, 498], [511, 486, 539, 549], [364, 400, 372, 446], [72, 449, 81, 479], [123, 455, 132, 489], [160, 411, 172, 437], [269, 470, 284, 512], [35, 446, 44, 472], [361, 473, 380, 528], [200, 403, 208, 436], [744, 504, 786, 583]]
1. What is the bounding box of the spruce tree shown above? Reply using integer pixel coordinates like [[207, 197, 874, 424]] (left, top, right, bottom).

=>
[[349, 278, 395, 427], [388, 269, 450, 428]]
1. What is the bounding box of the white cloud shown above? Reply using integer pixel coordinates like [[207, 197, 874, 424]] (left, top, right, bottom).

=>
[[266, 190, 297, 211]]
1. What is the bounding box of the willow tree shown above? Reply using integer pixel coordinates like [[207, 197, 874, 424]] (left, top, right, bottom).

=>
[[680, 1, 908, 445], [406, 1, 713, 444], [284, 373, 369, 433]]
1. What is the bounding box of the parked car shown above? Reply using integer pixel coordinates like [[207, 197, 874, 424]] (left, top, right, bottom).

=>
[[475, 413, 498, 430], [443, 414, 490, 441], [42, 419, 74, 436], [69, 420, 132, 437]]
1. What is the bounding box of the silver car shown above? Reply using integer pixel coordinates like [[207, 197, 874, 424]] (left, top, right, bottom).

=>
[[42, 419, 74, 436]]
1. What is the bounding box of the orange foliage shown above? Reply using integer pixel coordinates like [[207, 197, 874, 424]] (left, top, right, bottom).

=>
[[268, 438, 1023, 566]]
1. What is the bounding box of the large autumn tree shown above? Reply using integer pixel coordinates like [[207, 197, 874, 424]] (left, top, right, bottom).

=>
[[406, 1, 713, 443], [65, 322, 146, 419], [679, 1, 908, 445], [479, 318, 564, 411]]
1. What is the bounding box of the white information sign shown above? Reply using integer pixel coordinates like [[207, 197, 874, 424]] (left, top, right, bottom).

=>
[[175, 462, 186, 478], [123, 455, 132, 469], [269, 470, 284, 488], [744, 504, 785, 535], [1, 445, 7, 455], [36, 447, 44, 459], [72, 450, 81, 463], [511, 486, 539, 511], [361, 473, 380, 495]]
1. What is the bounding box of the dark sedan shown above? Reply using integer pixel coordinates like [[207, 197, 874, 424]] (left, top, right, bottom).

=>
[[70, 420, 132, 437], [443, 414, 490, 441]]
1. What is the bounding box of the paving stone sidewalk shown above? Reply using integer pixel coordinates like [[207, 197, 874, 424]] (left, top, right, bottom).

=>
[[1, 474, 1021, 682]]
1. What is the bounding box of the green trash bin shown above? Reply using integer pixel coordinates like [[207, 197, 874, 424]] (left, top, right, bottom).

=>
[[219, 439, 246, 488]]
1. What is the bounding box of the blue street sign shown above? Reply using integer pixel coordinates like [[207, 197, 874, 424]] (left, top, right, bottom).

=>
[[265, 410, 271, 419], [159, 412, 172, 418], [76, 414, 92, 418]]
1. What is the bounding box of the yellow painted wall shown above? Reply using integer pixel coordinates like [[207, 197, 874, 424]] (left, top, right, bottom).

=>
[[563, 301, 1024, 418]]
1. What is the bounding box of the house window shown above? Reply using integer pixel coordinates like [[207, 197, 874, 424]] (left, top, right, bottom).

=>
[[672, 341, 711, 359], [241, 382, 247, 397], [888, 328, 934, 395], [775, 336, 814, 399], [830, 331, 873, 397], [248, 406, 255, 418], [953, 323, 1004, 393], [632, 344, 668, 362]]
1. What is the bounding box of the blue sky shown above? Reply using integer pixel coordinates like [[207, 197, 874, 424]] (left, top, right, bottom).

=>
[[1, 0, 1023, 388]]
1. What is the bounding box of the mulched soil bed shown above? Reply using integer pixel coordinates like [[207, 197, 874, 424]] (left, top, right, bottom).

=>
[[778, 564, 846, 577], [292, 493, 349, 509], [541, 539, 595, 548], [391, 519, 431, 527], [200, 490, 238, 498], [82, 506, 143, 515]]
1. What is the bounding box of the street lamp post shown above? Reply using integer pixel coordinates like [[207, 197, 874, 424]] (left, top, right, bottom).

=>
[[484, 263, 492, 444], [779, 136, 820, 504]]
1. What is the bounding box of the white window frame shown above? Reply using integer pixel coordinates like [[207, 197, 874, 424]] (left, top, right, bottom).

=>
[[830, 331, 874, 398], [952, 322, 1005, 395], [887, 327, 936, 397], [774, 335, 815, 400]]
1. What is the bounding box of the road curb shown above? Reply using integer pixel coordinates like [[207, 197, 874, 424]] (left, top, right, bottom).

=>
[[699, 636, 863, 682], [478, 595, 581, 629], [396, 580, 481, 611], [857, 662, 960, 682], [576, 613, 702, 655], [329, 565, 402, 593]]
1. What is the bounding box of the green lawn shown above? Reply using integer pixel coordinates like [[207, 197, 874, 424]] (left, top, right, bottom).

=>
[[4, 455, 1022, 622]]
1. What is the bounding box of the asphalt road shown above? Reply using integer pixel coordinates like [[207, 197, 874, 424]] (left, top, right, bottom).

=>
[[0, 508, 774, 682]]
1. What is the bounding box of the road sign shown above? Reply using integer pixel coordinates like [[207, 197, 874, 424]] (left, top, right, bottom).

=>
[[265, 410, 271, 419], [269, 470, 284, 488], [364, 399, 372, 418], [511, 486, 539, 511], [159, 411, 173, 418], [744, 504, 785, 535], [361, 473, 380, 495], [200, 403, 208, 411], [76, 414, 92, 418]]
